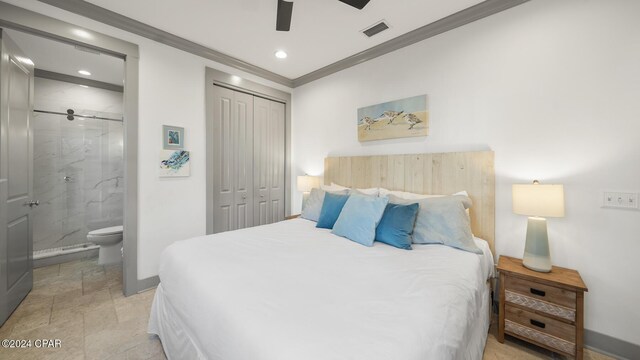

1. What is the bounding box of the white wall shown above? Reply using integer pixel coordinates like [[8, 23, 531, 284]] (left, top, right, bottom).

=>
[[5, 0, 291, 280], [292, 0, 640, 345]]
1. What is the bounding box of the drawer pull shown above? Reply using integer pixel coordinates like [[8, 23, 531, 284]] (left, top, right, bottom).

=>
[[530, 288, 546, 297], [530, 319, 546, 329]]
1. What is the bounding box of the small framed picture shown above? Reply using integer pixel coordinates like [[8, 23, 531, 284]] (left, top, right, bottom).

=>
[[163, 125, 184, 150]]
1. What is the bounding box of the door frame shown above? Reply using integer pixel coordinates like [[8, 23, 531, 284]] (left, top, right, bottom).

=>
[[0, 2, 141, 296], [205, 67, 292, 234]]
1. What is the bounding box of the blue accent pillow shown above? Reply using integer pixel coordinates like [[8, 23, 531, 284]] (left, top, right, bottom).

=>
[[375, 202, 419, 250], [316, 193, 350, 229], [331, 194, 389, 246]]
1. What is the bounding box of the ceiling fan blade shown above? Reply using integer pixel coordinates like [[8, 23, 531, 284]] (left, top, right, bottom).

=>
[[276, 0, 293, 31], [338, 0, 371, 10]]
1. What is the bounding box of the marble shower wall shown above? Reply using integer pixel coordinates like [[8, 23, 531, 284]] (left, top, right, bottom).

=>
[[33, 78, 124, 252]]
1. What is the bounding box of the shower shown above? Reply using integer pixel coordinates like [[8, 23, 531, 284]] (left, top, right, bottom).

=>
[[31, 81, 124, 263]]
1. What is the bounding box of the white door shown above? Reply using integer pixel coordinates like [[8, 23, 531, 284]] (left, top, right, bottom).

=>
[[0, 30, 35, 326]]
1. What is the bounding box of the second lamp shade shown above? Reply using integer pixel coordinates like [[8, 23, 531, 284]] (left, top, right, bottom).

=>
[[512, 183, 565, 218], [297, 175, 320, 193]]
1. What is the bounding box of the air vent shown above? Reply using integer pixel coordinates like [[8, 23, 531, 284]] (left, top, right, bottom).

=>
[[362, 21, 389, 38]]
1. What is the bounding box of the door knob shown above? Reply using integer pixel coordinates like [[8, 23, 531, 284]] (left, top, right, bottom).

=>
[[25, 200, 40, 207]]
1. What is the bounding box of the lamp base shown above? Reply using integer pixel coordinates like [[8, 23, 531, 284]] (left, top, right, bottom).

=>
[[522, 217, 552, 273], [301, 192, 310, 212]]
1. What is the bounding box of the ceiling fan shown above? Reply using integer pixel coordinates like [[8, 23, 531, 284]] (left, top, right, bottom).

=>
[[276, 0, 371, 31]]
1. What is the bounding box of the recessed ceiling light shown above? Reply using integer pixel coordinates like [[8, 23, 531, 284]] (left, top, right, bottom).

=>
[[230, 75, 242, 85], [73, 29, 92, 39], [79, 85, 89, 88], [16, 56, 34, 66], [275, 50, 288, 59], [78, 70, 91, 76]]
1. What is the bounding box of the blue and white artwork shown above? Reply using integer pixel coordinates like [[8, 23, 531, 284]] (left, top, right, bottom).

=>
[[159, 150, 190, 177], [357, 95, 428, 142]]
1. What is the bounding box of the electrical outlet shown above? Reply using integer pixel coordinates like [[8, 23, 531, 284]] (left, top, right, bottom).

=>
[[624, 193, 638, 209], [603, 191, 639, 209]]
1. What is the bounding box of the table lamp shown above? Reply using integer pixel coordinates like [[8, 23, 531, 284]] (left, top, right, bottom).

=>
[[512, 180, 564, 272], [297, 175, 320, 211]]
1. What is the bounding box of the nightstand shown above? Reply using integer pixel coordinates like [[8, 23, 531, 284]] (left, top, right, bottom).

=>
[[497, 256, 588, 359]]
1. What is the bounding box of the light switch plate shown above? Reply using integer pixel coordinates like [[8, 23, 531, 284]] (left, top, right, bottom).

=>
[[603, 191, 639, 209]]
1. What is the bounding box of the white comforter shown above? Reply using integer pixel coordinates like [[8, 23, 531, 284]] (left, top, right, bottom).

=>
[[152, 218, 494, 360]]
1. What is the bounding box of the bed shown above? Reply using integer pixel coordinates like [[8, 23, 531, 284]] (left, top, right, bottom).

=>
[[149, 151, 496, 360]]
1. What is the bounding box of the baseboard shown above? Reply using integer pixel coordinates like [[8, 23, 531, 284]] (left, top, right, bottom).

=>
[[33, 248, 99, 268], [585, 329, 639, 360], [137, 275, 160, 293]]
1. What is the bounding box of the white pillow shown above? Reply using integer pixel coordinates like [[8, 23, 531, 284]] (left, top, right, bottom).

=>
[[355, 187, 379, 196], [379, 188, 468, 199], [382, 189, 471, 220], [321, 182, 349, 192], [379, 189, 433, 200], [321, 182, 379, 196]]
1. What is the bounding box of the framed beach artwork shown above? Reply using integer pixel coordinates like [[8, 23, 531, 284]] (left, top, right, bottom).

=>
[[159, 150, 190, 177], [357, 95, 428, 142], [163, 125, 184, 150]]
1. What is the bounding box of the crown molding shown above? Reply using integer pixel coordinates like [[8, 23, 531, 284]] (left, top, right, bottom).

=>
[[37, 0, 529, 88], [37, 0, 294, 87], [292, 0, 529, 87]]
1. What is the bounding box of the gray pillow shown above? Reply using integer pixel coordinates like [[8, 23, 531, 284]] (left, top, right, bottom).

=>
[[388, 194, 482, 254], [301, 188, 349, 222]]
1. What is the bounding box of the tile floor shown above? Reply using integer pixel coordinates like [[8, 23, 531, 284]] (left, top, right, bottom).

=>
[[0, 257, 614, 360], [0, 257, 164, 360]]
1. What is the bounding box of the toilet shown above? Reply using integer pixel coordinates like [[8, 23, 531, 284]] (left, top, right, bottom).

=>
[[87, 225, 123, 265]]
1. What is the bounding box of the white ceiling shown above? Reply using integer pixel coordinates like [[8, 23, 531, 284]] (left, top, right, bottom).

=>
[[84, 0, 484, 79], [5, 29, 124, 85]]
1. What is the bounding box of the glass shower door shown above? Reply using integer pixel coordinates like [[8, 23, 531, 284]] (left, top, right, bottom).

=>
[[32, 109, 123, 256]]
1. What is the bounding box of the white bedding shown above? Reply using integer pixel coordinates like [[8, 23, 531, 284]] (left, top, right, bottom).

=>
[[149, 218, 494, 360]]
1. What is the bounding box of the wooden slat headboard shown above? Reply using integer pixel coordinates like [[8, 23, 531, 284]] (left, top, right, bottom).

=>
[[324, 151, 495, 254]]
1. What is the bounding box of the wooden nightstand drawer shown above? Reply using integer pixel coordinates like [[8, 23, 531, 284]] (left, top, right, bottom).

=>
[[505, 320, 576, 356], [505, 276, 576, 309], [505, 290, 575, 321], [505, 305, 575, 342]]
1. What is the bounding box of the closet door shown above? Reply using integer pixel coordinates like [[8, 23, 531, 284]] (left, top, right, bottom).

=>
[[253, 97, 285, 226], [253, 97, 270, 225], [211, 86, 253, 233], [268, 101, 285, 223]]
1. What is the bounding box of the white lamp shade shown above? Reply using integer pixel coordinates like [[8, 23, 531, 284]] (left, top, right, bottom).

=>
[[512, 183, 565, 218], [297, 175, 320, 192]]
